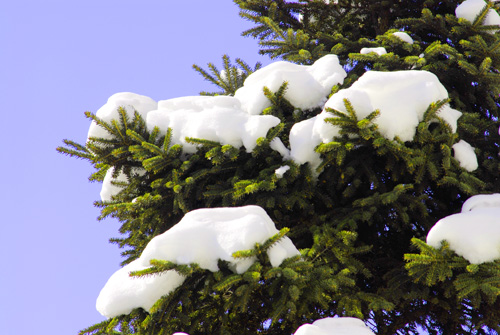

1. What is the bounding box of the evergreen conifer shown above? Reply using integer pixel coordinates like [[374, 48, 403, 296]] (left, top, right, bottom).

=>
[[58, 1, 500, 334]]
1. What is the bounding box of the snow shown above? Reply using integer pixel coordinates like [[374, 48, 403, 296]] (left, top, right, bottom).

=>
[[392, 32, 414, 44], [96, 206, 300, 318], [96, 259, 185, 318], [289, 112, 333, 171], [427, 194, 500, 264], [139, 205, 300, 273], [220, 68, 244, 81], [462, 193, 500, 212], [146, 96, 280, 153], [325, 71, 461, 140], [100, 167, 123, 201], [452, 140, 478, 171], [234, 55, 346, 115], [170, 317, 373, 335], [360, 47, 387, 56], [87, 92, 157, 141], [298, 1, 336, 22], [275, 165, 290, 178], [288, 70, 462, 170], [100, 167, 145, 202], [294, 317, 375, 335], [270, 137, 291, 159], [456, 0, 500, 31]]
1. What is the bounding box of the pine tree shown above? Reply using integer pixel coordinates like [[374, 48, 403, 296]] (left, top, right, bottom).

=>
[[58, 1, 500, 334]]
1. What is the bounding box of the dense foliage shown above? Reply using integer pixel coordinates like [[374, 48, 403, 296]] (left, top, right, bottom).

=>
[[59, 1, 500, 334]]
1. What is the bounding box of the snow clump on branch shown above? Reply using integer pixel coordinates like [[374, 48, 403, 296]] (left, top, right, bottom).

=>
[[146, 96, 280, 153], [96, 205, 300, 318], [234, 54, 347, 115], [293, 317, 375, 335], [359, 32, 412, 56], [100, 167, 145, 202], [96, 259, 185, 319], [427, 194, 500, 264], [452, 140, 478, 172], [360, 47, 387, 56], [87, 92, 157, 141], [288, 70, 464, 170], [455, 0, 500, 32], [392, 31, 414, 44], [139, 206, 299, 273]]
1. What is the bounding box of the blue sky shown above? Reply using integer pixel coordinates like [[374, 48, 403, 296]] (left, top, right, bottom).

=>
[[0, 1, 268, 334]]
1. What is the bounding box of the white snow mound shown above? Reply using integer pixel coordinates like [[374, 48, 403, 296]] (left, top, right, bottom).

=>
[[289, 70, 462, 170], [456, 0, 500, 31], [392, 32, 414, 44], [427, 194, 500, 264], [146, 96, 280, 153], [452, 140, 478, 172], [325, 70, 461, 141], [220, 68, 244, 81], [100, 167, 145, 202], [360, 47, 387, 56], [294, 317, 375, 335], [96, 259, 185, 318], [289, 112, 334, 171], [275, 165, 291, 178], [88, 92, 157, 141], [270, 137, 291, 159], [100, 167, 125, 202], [234, 55, 347, 115], [96, 205, 300, 318], [462, 193, 500, 212], [140, 205, 300, 273]]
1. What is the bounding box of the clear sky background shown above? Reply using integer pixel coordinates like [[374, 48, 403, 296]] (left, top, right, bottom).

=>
[[0, 1, 269, 334]]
